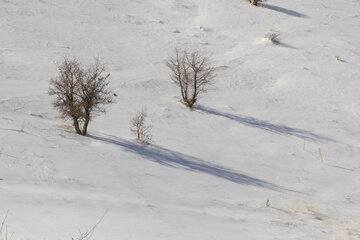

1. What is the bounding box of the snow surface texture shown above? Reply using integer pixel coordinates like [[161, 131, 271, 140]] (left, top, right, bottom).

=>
[[1, 0, 360, 239]]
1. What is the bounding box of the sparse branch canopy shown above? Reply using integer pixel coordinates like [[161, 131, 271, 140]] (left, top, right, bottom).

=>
[[166, 48, 215, 108], [130, 109, 153, 144], [49, 57, 113, 136]]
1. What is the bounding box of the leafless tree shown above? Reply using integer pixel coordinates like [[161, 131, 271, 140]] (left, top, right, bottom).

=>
[[48, 58, 84, 134], [77, 59, 112, 136], [49, 57, 113, 136], [166, 49, 215, 108], [130, 109, 153, 144]]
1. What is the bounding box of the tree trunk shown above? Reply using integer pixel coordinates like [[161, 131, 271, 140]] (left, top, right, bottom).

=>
[[73, 117, 82, 135], [82, 111, 90, 136]]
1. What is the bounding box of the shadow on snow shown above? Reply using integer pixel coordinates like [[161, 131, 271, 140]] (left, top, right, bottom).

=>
[[195, 106, 334, 143], [89, 135, 291, 192], [262, 4, 307, 18]]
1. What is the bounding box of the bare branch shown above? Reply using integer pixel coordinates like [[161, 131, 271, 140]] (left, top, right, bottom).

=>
[[166, 49, 216, 108], [49, 57, 113, 136], [74, 210, 107, 240], [130, 109, 153, 144]]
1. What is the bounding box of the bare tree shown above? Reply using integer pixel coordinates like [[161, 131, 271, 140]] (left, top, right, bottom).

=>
[[49, 57, 113, 136], [130, 109, 153, 144], [49, 58, 84, 134], [166, 49, 215, 108], [77, 59, 112, 136]]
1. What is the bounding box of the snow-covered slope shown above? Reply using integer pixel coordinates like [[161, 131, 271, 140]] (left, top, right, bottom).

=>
[[1, 0, 360, 239]]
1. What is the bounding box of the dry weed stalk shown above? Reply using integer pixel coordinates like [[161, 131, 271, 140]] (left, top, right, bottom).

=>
[[307, 206, 323, 220], [335, 55, 346, 62], [20, 122, 25, 132], [72, 211, 107, 240], [318, 148, 324, 163], [0, 211, 13, 240]]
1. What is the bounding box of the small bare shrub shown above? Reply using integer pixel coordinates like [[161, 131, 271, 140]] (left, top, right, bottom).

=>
[[335, 55, 346, 62], [266, 32, 281, 44], [130, 109, 153, 144], [166, 49, 216, 108], [249, 0, 265, 6], [49, 57, 113, 136]]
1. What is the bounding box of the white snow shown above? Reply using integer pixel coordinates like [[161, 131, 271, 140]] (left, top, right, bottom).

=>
[[1, 0, 360, 239]]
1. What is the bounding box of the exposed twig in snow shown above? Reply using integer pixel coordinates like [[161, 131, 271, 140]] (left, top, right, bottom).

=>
[[72, 210, 107, 240]]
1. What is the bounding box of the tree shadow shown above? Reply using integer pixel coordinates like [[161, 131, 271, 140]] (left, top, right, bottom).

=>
[[89, 134, 294, 192], [195, 106, 334, 143], [262, 4, 307, 18]]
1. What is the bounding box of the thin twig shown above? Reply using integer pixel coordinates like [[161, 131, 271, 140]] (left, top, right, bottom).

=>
[[0, 210, 9, 234], [76, 210, 107, 240]]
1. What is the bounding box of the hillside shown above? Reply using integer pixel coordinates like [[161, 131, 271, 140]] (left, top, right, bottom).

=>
[[1, 0, 360, 239]]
